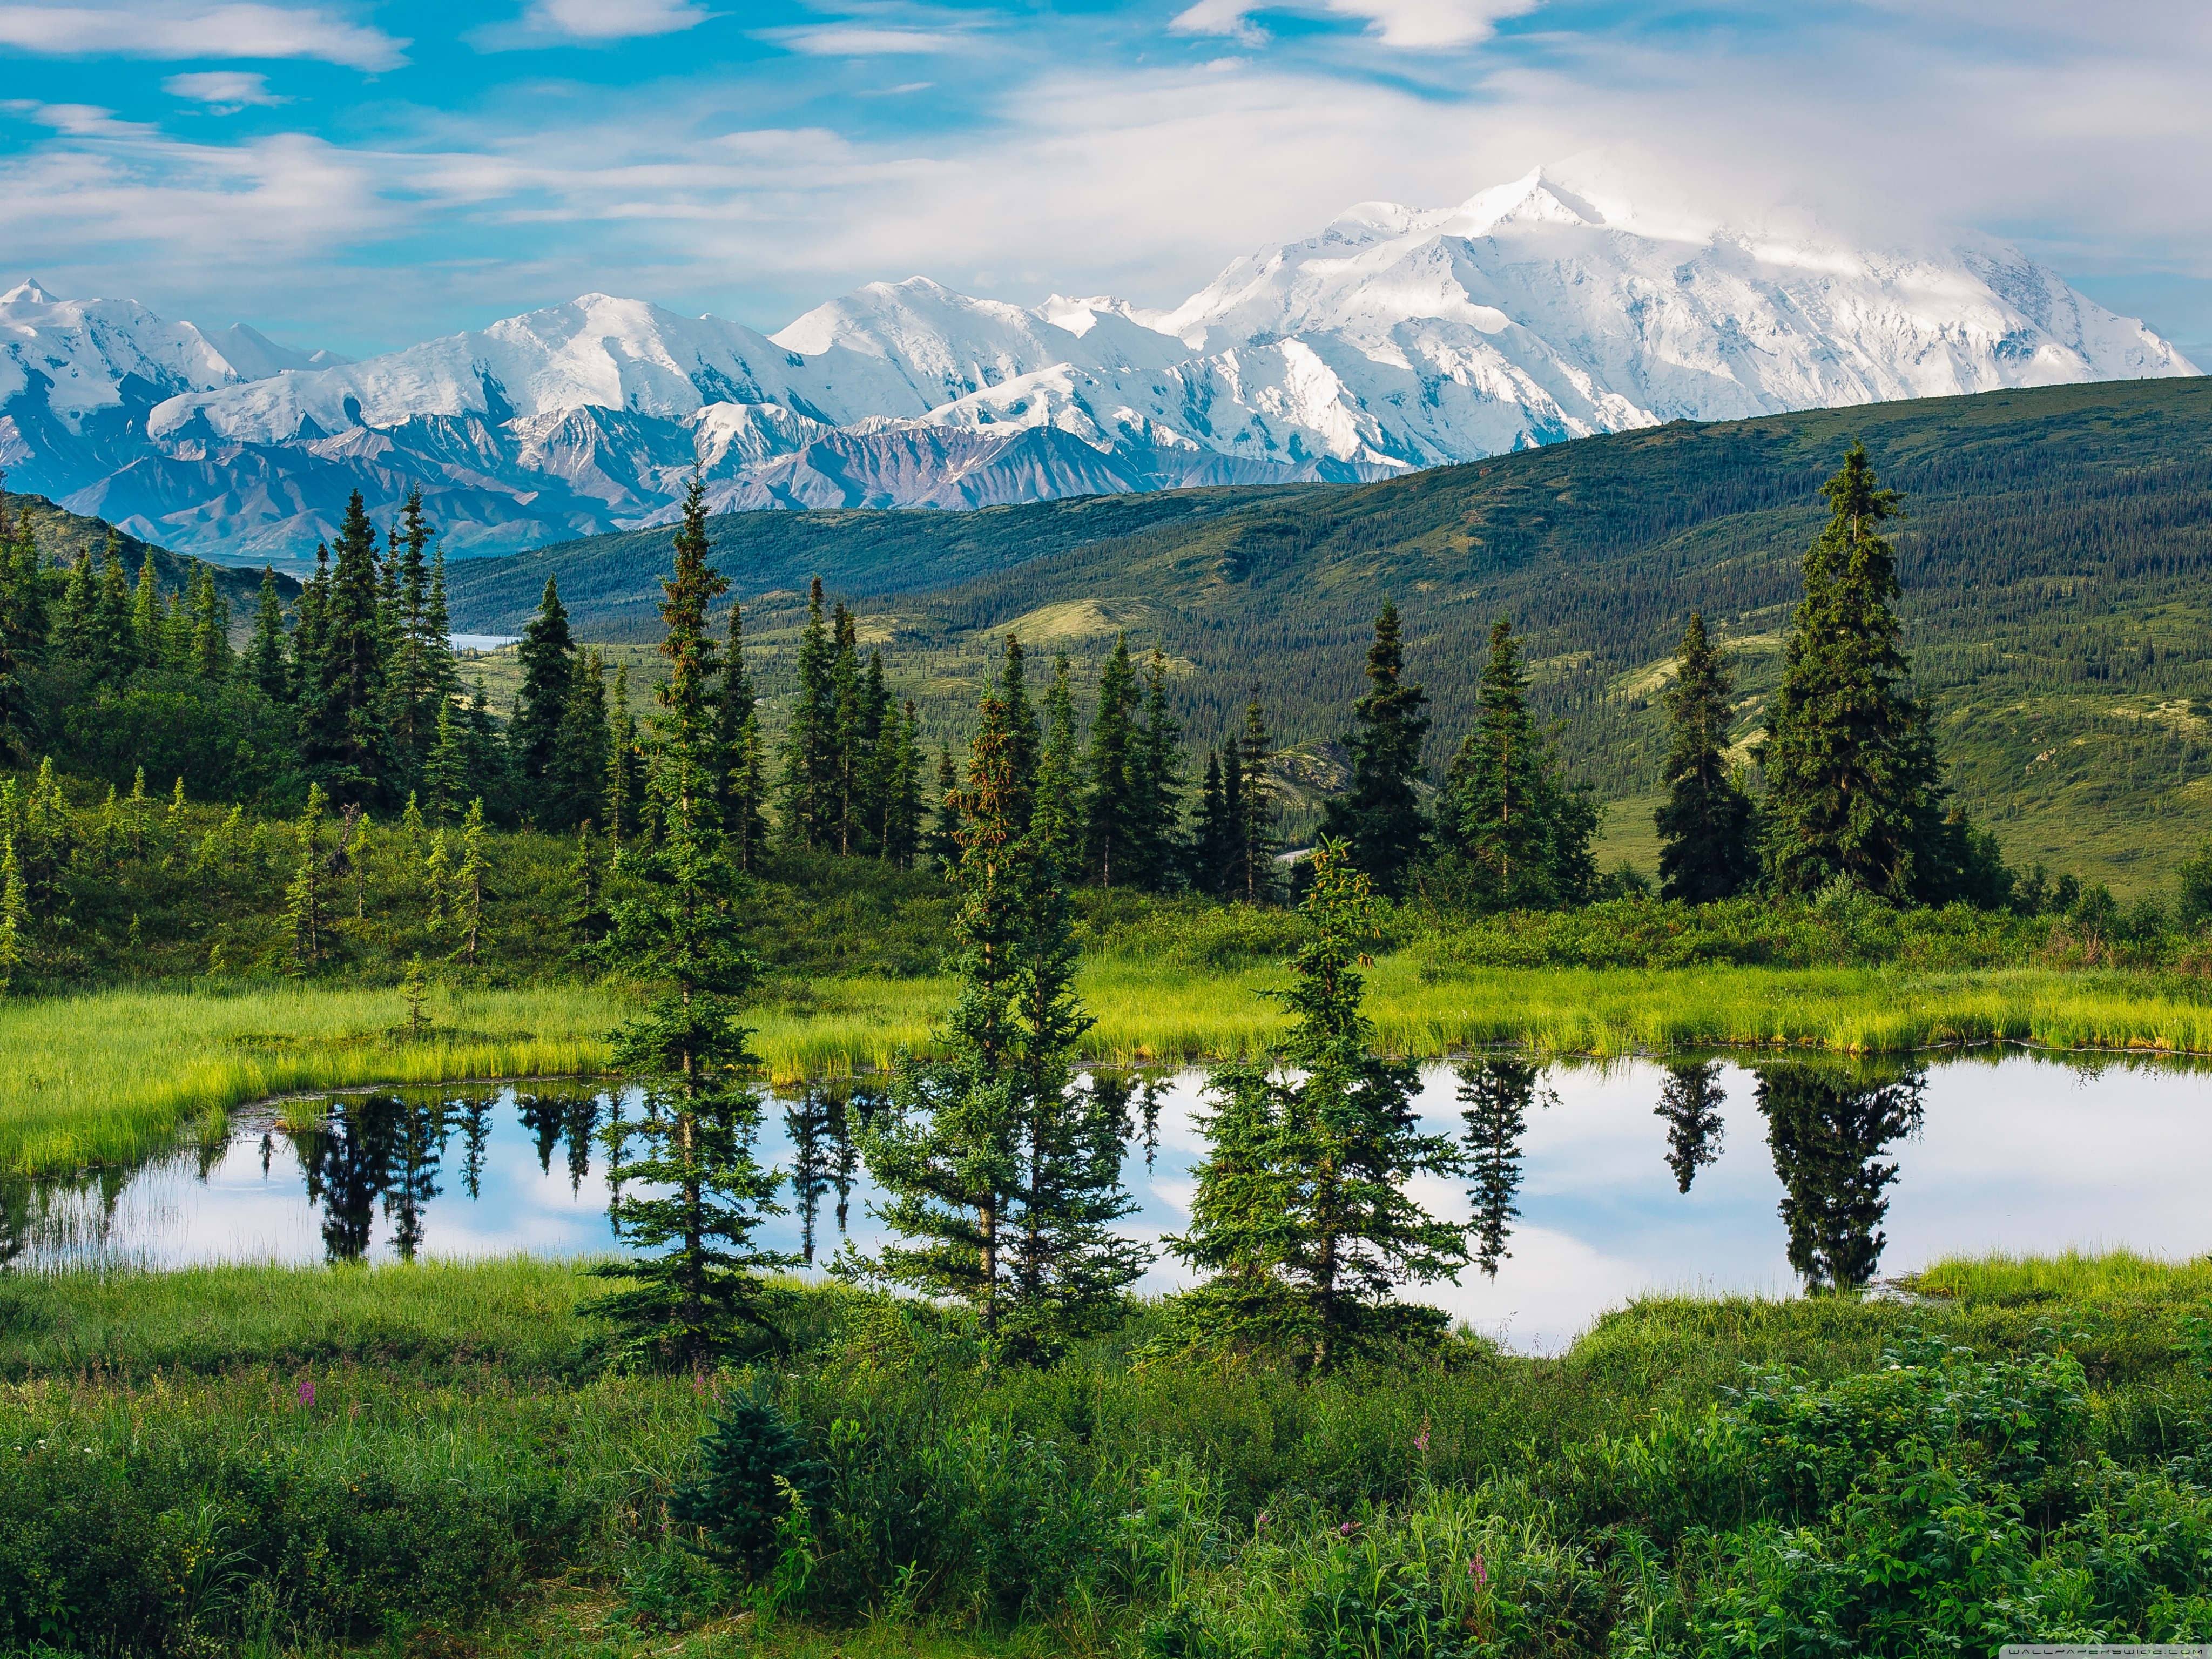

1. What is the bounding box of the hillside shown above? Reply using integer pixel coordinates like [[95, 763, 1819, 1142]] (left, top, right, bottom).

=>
[[449, 377, 2212, 894], [0, 491, 296, 612]]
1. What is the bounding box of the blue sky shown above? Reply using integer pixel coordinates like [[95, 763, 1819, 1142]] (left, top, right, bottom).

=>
[[1, 0, 2206, 362]]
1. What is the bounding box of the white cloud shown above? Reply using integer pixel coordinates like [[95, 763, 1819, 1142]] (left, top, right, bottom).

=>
[[1170, 0, 1537, 50], [772, 25, 957, 55], [163, 70, 286, 110], [493, 0, 711, 44], [0, 4, 406, 69]]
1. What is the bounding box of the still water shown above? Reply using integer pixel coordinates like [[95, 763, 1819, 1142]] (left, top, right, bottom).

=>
[[8, 1049, 2208, 1352]]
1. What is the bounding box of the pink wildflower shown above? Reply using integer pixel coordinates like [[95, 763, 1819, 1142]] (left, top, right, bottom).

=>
[[1470, 1552, 1487, 1586], [1338, 1521, 1358, 1537], [298, 1378, 314, 1406], [1414, 1414, 1431, 1454]]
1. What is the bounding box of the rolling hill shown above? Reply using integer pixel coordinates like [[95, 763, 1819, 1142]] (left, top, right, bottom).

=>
[[450, 376, 2212, 894]]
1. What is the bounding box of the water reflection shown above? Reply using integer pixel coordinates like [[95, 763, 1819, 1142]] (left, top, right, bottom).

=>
[[1753, 1062, 1926, 1291], [1458, 1057, 1544, 1277], [1656, 1061, 1727, 1193]]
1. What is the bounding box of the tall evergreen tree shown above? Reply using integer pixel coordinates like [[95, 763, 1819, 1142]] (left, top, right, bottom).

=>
[[423, 698, 468, 822], [91, 536, 135, 683], [1320, 603, 1431, 896], [1161, 840, 1466, 1370], [1131, 646, 1184, 888], [424, 546, 462, 705], [1437, 617, 1597, 910], [997, 634, 1041, 811], [1033, 653, 1080, 876], [301, 493, 398, 805], [1192, 748, 1232, 896], [288, 542, 331, 706], [510, 577, 575, 794], [552, 649, 612, 831], [923, 742, 961, 871], [1236, 692, 1279, 904], [1459, 1057, 1540, 1278], [1080, 632, 1141, 887], [247, 567, 289, 703], [1656, 1060, 1726, 1194], [606, 662, 640, 861], [780, 576, 837, 851], [592, 467, 790, 1372], [1757, 1063, 1924, 1292], [1760, 446, 1946, 899], [57, 543, 96, 665], [386, 489, 446, 768], [830, 604, 866, 854], [0, 503, 44, 763], [189, 568, 231, 681], [128, 552, 165, 672], [1654, 612, 1757, 903], [716, 601, 769, 867]]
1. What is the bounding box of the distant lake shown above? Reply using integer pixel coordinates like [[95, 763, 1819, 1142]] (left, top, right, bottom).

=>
[[9, 1049, 2207, 1352], [447, 633, 520, 652]]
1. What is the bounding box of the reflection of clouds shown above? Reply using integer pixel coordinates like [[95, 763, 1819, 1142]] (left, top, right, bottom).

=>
[[19, 1056, 2212, 1353]]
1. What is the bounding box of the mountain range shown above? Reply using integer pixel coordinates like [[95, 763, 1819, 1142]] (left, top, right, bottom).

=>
[[0, 169, 2193, 562]]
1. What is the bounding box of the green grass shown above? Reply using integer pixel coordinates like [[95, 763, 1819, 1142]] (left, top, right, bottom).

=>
[[0, 982, 618, 1174]]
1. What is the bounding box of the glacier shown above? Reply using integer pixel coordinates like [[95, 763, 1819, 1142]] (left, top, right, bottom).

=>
[[0, 169, 2193, 561]]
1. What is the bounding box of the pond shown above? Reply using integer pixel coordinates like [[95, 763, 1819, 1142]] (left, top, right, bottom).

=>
[[7, 1047, 2208, 1351]]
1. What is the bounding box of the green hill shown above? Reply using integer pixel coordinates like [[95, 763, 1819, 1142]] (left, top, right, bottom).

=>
[[1, 491, 298, 613], [447, 378, 2212, 895]]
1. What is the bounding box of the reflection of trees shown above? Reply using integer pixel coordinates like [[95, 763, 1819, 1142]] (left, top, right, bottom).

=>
[[293, 1097, 404, 1262], [518, 1094, 567, 1176], [1656, 1061, 1727, 1193], [1755, 1063, 1925, 1291], [784, 1088, 833, 1265], [386, 1097, 452, 1262], [0, 1165, 129, 1269], [458, 1096, 495, 1199], [1459, 1057, 1544, 1278], [561, 1092, 599, 1194]]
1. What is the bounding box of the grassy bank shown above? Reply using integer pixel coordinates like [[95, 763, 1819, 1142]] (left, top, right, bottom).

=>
[[0, 1251, 2204, 1655], [0, 983, 620, 1174], [13, 962, 2212, 1175]]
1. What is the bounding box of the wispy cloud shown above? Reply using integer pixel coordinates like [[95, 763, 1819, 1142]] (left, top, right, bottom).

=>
[[163, 70, 287, 110], [473, 0, 713, 49], [0, 3, 406, 70], [1171, 0, 1538, 49], [771, 25, 960, 55]]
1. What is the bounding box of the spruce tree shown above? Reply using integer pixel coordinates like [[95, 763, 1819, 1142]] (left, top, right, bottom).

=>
[[1320, 603, 1431, 896], [606, 662, 639, 861], [592, 468, 790, 1372], [996, 633, 1041, 813], [190, 568, 231, 680], [717, 604, 769, 867], [301, 492, 398, 805], [1437, 618, 1596, 910], [1459, 1056, 1540, 1278], [424, 546, 462, 704], [1654, 612, 1757, 903], [450, 798, 488, 965], [830, 604, 866, 854], [0, 505, 44, 762], [423, 699, 469, 822], [1236, 692, 1279, 904], [91, 536, 135, 683], [1033, 653, 1080, 877], [386, 489, 443, 767], [923, 743, 961, 871], [1080, 633, 1141, 887], [129, 552, 165, 672], [57, 544, 96, 664], [289, 541, 331, 706], [563, 820, 610, 955], [1656, 1060, 1726, 1193], [1131, 646, 1183, 889], [1193, 749, 1231, 895], [0, 832, 25, 994], [247, 567, 289, 702], [1760, 446, 1946, 899], [1161, 840, 1467, 1369], [510, 577, 575, 792], [552, 649, 611, 831], [780, 576, 836, 851], [282, 784, 330, 973]]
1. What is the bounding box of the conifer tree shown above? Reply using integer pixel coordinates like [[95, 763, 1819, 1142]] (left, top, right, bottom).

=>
[[1761, 446, 1946, 899], [1220, 739, 1245, 892], [423, 698, 469, 822], [423, 546, 462, 707], [1656, 1060, 1726, 1193], [996, 634, 1041, 813], [857, 672, 1142, 1357], [385, 490, 445, 767], [1438, 617, 1597, 909], [190, 567, 231, 680], [450, 798, 488, 965], [0, 833, 24, 995], [1161, 839, 1466, 1369], [780, 576, 836, 851], [1033, 653, 1080, 876], [563, 820, 610, 954], [463, 675, 505, 799], [1131, 646, 1184, 889], [1236, 692, 1280, 904], [716, 605, 768, 867], [400, 790, 425, 855], [301, 493, 398, 805], [923, 743, 961, 872], [593, 468, 790, 1371], [606, 662, 638, 861], [423, 827, 451, 935], [1080, 632, 1141, 887], [1654, 612, 1757, 903], [282, 784, 330, 973], [162, 570, 194, 669], [1193, 748, 1232, 895], [129, 552, 165, 672], [552, 649, 611, 831], [884, 700, 923, 868], [510, 577, 575, 792], [124, 767, 150, 862], [1320, 603, 1431, 896], [57, 544, 96, 664], [858, 649, 896, 854], [0, 505, 43, 762], [830, 604, 867, 854], [247, 567, 289, 702], [91, 536, 134, 683], [289, 541, 331, 705], [161, 778, 186, 867]]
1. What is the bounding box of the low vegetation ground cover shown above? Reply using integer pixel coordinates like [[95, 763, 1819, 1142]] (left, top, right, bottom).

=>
[[0, 1250, 2203, 1656]]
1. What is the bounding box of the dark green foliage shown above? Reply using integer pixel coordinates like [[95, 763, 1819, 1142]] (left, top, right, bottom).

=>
[[592, 475, 792, 1371], [298, 491, 399, 806], [923, 741, 960, 871], [246, 565, 289, 703], [1321, 604, 1429, 896], [550, 647, 611, 831], [780, 576, 836, 852], [667, 1390, 824, 1575], [717, 602, 769, 871], [1654, 611, 1757, 902], [1761, 447, 1947, 900], [509, 576, 574, 794], [1434, 617, 1597, 909], [1081, 632, 1143, 887], [1161, 841, 1466, 1370], [1236, 693, 1279, 904], [1131, 646, 1185, 888]]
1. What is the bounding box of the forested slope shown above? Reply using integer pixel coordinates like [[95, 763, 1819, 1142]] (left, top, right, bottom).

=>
[[451, 378, 2212, 891]]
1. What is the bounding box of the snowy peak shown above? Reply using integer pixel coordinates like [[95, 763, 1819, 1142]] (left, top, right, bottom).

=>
[[0, 172, 2196, 559]]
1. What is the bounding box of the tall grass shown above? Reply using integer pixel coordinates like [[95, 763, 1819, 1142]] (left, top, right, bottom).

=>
[[0, 982, 619, 1173]]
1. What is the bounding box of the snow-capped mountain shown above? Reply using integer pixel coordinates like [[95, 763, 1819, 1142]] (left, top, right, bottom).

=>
[[2, 170, 2194, 560]]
